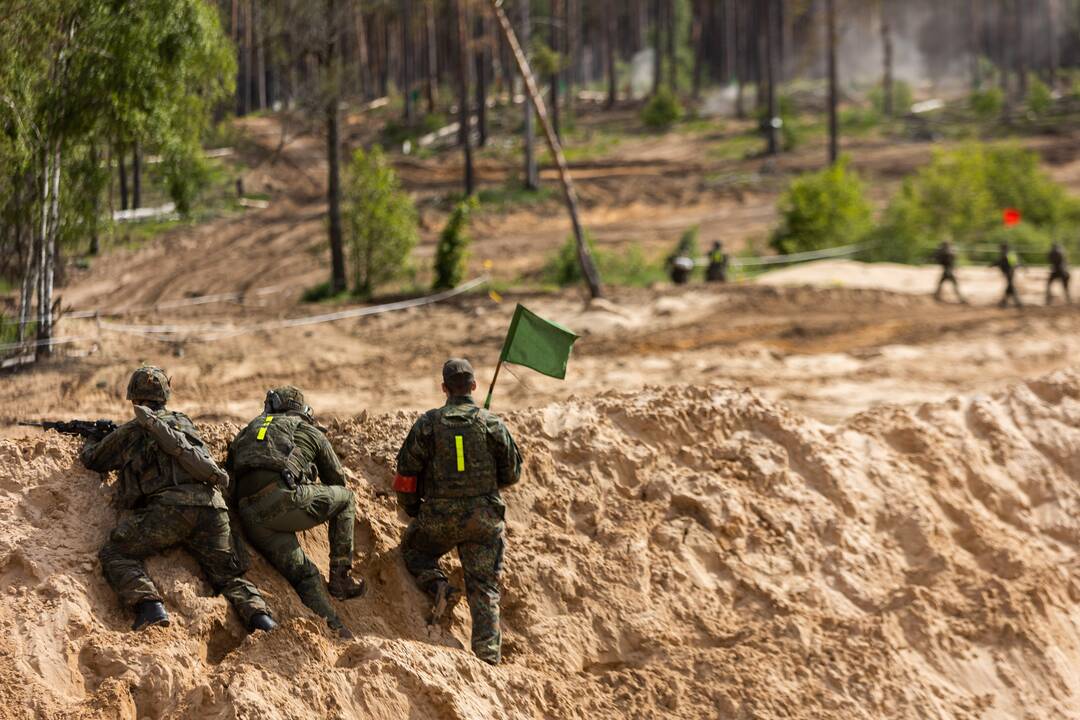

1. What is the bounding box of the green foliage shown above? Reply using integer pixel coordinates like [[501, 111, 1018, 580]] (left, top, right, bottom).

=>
[[670, 226, 700, 262], [872, 145, 1080, 263], [770, 157, 873, 255], [984, 223, 1053, 263], [433, 197, 477, 291], [869, 80, 914, 116], [970, 87, 1004, 121], [531, 39, 563, 77], [300, 281, 350, 304], [642, 87, 684, 131], [343, 146, 419, 299], [382, 113, 449, 146], [543, 235, 662, 287], [1026, 76, 1053, 117]]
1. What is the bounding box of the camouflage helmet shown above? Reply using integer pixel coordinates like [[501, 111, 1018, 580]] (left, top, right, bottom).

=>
[[126, 365, 171, 403], [265, 385, 311, 416]]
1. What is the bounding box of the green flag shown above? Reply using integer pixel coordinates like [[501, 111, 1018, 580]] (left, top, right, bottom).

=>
[[485, 304, 579, 408]]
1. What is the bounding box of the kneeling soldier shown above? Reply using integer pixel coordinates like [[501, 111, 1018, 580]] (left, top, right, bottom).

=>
[[227, 386, 364, 638], [86, 366, 275, 633], [394, 359, 522, 665]]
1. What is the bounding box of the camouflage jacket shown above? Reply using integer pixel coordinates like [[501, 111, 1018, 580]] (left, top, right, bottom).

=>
[[81, 410, 226, 510], [395, 396, 522, 516], [226, 411, 346, 496]]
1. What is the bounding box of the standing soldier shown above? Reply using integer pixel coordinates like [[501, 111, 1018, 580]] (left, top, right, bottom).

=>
[[394, 359, 522, 665], [1047, 242, 1072, 305], [85, 366, 275, 633], [226, 386, 365, 639], [669, 255, 695, 285], [933, 241, 966, 303], [706, 241, 730, 283], [992, 242, 1023, 308]]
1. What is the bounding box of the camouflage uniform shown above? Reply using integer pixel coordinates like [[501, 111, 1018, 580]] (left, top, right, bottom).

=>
[[86, 372, 270, 628], [706, 243, 729, 283], [395, 390, 522, 665], [1048, 244, 1072, 304], [933, 242, 965, 302], [992, 246, 1023, 308], [226, 387, 357, 633]]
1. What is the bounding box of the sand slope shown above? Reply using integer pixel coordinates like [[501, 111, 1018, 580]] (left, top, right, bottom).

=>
[[2, 371, 1080, 718]]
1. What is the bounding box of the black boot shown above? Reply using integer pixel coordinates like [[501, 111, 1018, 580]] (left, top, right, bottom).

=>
[[247, 613, 277, 633], [132, 600, 169, 631], [430, 581, 462, 623], [328, 566, 365, 600]]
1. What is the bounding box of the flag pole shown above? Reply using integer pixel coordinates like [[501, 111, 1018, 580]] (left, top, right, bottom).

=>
[[484, 360, 504, 410]]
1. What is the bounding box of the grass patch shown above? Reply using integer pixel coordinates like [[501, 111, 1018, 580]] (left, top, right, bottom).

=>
[[300, 281, 352, 304]]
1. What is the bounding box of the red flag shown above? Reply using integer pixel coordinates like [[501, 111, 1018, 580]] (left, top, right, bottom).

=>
[[1003, 208, 1022, 226]]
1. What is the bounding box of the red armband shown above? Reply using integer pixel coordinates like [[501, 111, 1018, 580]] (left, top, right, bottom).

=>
[[393, 474, 418, 493]]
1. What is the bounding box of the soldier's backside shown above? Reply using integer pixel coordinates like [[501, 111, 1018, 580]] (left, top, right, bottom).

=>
[[394, 358, 522, 665]]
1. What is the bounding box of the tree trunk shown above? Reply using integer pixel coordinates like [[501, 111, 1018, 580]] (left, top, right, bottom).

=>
[[606, 0, 618, 108], [326, 0, 346, 295], [475, 12, 488, 147], [826, 0, 839, 164], [355, 5, 370, 98], [457, 0, 475, 196], [487, 0, 603, 300], [691, 0, 704, 99], [1047, 0, 1059, 85], [520, 0, 539, 190], [734, 0, 745, 118], [403, 0, 416, 124], [117, 147, 128, 212], [18, 203, 38, 343], [652, 0, 662, 94], [132, 142, 142, 210], [426, 0, 438, 112], [967, 0, 980, 90], [550, 0, 562, 138], [255, 0, 267, 109], [243, 0, 254, 114], [666, 0, 676, 90], [764, 0, 778, 155], [1014, 0, 1027, 100], [881, 0, 894, 117]]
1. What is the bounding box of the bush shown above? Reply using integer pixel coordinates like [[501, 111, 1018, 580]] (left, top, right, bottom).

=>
[[970, 87, 1004, 121], [642, 87, 684, 131], [1026, 76, 1053, 117], [983, 223, 1052, 263], [770, 157, 873, 255], [667, 226, 699, 266], [871, 145, 1080, 263], [433, 197, 477, 290], [543, 235, 661, 287], [869, 79, 914, 116], [343, 146, 419, 299]]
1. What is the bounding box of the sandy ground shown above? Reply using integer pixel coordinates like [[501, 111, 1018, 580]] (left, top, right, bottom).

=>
[[3, 110, 1080, 718]]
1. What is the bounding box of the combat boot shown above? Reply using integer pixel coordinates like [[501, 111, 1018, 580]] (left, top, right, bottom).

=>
[[328, 565, 365, 600], [247, 613, 277, 633], [430, 580, 462, 623], [132, 600, 169, 631]]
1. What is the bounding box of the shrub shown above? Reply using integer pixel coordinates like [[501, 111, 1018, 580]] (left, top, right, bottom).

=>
[[1026, 76, 1053, 117], [667, 226, 699, 267], [770, 157, 873, 255], [970, 87, 1004, 121], [869, 79, 914, 116], [343, 146, 419, 299], [983, 223, 1053, 264], [433, 197, 477, 290], [543, 235, 661, 287], [642, 87, 684, 131], [871, 145, 1080, 263]]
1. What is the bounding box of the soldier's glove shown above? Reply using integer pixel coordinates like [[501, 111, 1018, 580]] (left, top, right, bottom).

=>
[[281, 469, 298, 490]]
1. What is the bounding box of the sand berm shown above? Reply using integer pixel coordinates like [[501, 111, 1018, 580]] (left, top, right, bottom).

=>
[[2, 370, 1080, 719]]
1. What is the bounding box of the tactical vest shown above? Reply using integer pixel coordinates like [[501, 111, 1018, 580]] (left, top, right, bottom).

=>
[[119, 412, 210, 503], [231, 413, 304, 475], [425, 404, 498, 499]]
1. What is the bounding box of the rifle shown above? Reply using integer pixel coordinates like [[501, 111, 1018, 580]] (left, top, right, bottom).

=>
[[19, 419, 119, 442]]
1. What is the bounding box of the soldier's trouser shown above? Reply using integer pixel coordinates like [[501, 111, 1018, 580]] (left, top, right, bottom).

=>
[[99, 503, 269, 625], [1048, 271, 1071, 300], [402, 499, 505, 664], [239, 484, 355, 627]]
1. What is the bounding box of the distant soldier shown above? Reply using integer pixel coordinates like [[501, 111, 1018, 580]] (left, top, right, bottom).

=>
[[84, 366, 275, 633], [933, 241, 966, 303], [1047, 242, 1072, 305], [227, 386, 365, 639], [991, 242, 1023, 308], [669, 255, 695, 285], [706, 241, 730, 283], [394, 359, 522, 665]]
